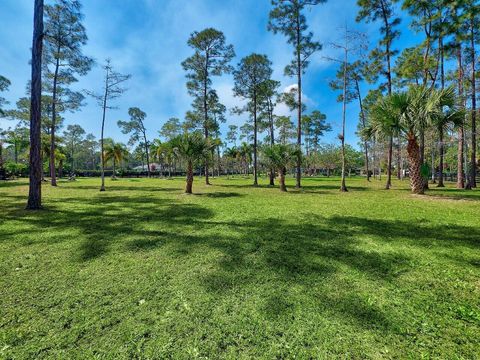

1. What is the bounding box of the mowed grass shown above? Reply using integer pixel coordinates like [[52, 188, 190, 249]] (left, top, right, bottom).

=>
[[0, 176, 479, 359]]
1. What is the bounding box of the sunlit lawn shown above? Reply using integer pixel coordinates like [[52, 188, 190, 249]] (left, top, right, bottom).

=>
[[1, 176, 479, 358]]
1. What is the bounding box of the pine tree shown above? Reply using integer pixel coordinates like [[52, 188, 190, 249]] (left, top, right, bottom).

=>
[[182, 28, 235, 185], [268, 0, 326, 188]]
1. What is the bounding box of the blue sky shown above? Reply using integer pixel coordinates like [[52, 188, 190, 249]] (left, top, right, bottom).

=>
[[0, 0, 421, 149]]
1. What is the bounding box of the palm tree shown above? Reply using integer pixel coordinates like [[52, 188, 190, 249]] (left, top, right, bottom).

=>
[[263, 144, 300, 192], [370, 86, 461, 195], [224, 147, 239, 176], [238, 142, 252, 176], [171, 132, 213, 194], [104, 141, 129, 179], [152, 140, 174, 177]]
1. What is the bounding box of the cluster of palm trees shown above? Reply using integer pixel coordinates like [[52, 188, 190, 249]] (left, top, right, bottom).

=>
[[147, 132, 301, 194], [365, 85, 463, 195]]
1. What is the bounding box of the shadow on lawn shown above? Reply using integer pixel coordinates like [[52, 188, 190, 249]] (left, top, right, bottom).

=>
[[0, 180, 29, 188], [217, 182, 369, 193], [423, 188, 480, 202], [2, 191, 480, 334]]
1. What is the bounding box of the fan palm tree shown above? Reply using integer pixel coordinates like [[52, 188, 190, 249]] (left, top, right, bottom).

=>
[[151, 139, 171, 177], [224, 147, 239, 176], [171, 132, 213, 194], [238, 142, 252, 176], [104, 142, 129, 179], [370, 86, 460, 194], [263, 144, 300, 192]]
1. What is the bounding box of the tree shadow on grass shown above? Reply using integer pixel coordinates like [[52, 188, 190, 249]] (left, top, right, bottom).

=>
[[422, 188, 480, 202], [58, 185, 182, 193], [193, 192, 244, 198], [1, 195, 214, 262], [0, 180, 29, 188], [2, 191, 480, 336]]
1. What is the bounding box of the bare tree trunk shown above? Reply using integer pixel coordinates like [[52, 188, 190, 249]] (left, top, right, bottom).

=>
[[396, 136, 402, 180], [253, 92, 258, 186], [185, 161, 193, 194], [356, 79, 370, 181], [49, 56, 60, 187], [26, 0, 44, 210], [469, 16, 477, 188], [386, 136, 393, 189], [100, 69, 109, 192], [457, 46, 465, 189], [438, 128, 445, 187], [295, 13, 302, 189], [203, 64, 210, 186], [269, 99, 275, 186], [279, 167, 287, 192], [340, 47, 348, 192], [143, 133, 150, 178], [381, 2, 393, 190]]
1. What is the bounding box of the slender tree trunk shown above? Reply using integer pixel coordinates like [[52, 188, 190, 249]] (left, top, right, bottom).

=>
[[203, 62, 210, 185], [71, 141, 75, 174], [381, 2, 393, 190], [356, 79, 370, 181], [100, 87, 108, 191], [457, 45, 465, 189], [340, 49, 348, 192], [438, 128, 445, 187], [396, 136, 401, 180], [469, 16, 477, 188], [0, 142, 3, 172], [50, 57, 60, 187], [217, 146, 221, 177], [440, 36, 445, 90], [431, 147, 436, 183], [279, 167, 287, 192], [112, 157, 116, 179], [269, 99, 275, 186], [185, 161, 193, 194], [26, 0, 44, 210], [58, 159, 63, 178], [253, 92, 258, 186], [295, 12, 302, 189], [407, 133, 424, 195], [386, 137, 393, 189], [143, 132, 150, 178]]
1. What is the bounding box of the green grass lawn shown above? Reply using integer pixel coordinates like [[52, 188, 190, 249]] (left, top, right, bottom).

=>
[[1, 176, 479, 359]]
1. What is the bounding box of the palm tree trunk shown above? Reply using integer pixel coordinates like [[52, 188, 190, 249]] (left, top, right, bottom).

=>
[[279, 167, 287, 192], [185, 161, 193, 194], [407, 133, 424, 195]]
